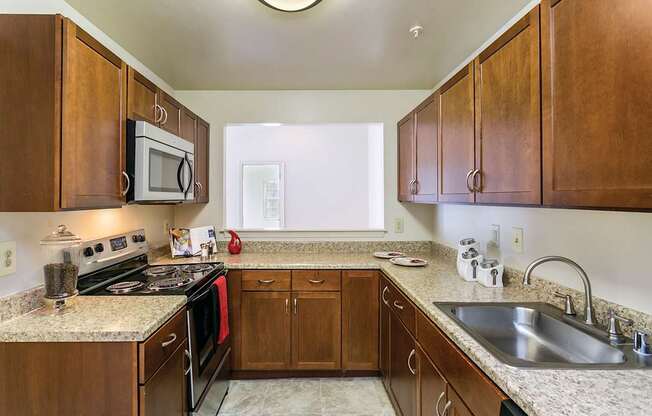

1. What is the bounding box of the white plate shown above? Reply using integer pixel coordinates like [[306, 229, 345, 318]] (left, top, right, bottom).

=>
[[373, 251, 405, 259], [389, 257, 428, 267]]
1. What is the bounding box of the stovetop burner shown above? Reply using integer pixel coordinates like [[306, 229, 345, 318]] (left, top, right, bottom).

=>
[[182, 264, 216, 273], [148, 275, 194, 291], [106, 281, 145, 294], [145, 265, 178, 277]]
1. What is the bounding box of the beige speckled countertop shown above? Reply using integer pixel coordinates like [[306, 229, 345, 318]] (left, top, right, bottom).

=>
[[154, 252, 652, 416], [0, 295, 186, 342]]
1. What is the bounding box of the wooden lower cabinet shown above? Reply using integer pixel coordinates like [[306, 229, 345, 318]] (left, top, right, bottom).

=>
[[240, 291, 292, 369], [417, 345, 447, 416], [292, 291, 341, 369], [446, 387, 474, 416], [139, 342, 187, 416], [380, 279, 392, 389], [389, 313, 417, 416], [342, 271, 379, 370]]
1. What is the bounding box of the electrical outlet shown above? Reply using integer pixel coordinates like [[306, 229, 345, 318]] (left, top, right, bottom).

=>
[[393, 218, 405, 234], [488, 224, 500, 248], [0, 241, 17, 277], [512, 227, 524, 253]]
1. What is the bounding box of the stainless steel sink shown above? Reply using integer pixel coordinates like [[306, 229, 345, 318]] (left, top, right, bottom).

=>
[[435, 302, 652, 369]]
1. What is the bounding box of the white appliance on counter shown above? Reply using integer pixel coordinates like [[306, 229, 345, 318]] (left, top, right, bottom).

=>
[[126, 120, 194, 203], [456, 238, 480, 277]]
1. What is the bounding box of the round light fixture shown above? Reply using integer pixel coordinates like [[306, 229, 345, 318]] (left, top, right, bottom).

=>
[[258, 0, 322, 12]]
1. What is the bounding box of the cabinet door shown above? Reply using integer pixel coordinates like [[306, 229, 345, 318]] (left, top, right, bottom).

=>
[[438, 63, 475, 203], [158, 91, 182, 136], [398, 114, 416, 202], [291, 291, 341, 369], [127, 67, 158, 124], [380, 279, 391, 389], [61, 19, 126, 209], [180, 107, 197, 144], [342, 271, 379, 370], [475, 8, 541, 205], [390, 313, 417, 416], [139, 343, 187, 416], [194, 118, 210, 203], [240, 291, 291, 369], [541, 0, 652, 209], [414, 96, 438, 203], [417, 346, 447, 416], [446, 387, 473, 416]]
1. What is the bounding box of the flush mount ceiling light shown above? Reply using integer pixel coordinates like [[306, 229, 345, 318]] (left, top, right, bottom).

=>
[[258, 0, 322, 12]]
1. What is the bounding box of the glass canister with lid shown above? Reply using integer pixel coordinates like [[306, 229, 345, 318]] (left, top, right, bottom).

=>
[[39, 225, 82, 308]]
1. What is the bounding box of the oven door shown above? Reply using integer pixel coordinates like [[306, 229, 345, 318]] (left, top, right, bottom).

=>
[[186, 277, 229, 411], [134, 137, 191, 202]]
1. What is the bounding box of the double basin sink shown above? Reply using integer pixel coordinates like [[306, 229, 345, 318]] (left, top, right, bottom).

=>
[[435, 302, 652, 369]]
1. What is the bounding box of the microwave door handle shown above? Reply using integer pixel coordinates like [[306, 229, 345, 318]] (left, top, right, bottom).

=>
[[177, 157, 186, 192], [184, 155, 194, 196]]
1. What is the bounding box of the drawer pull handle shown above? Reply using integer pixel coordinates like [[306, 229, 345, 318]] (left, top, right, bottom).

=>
[[393, 300, 404, 310], [184, 349, 192, 376], [435, 392, 446, 416], [442, 401, 452, 416], [257, 279, 275, 284], [381, 286, 389, 305], [308, 279, 326, 284], [161, 333, 177, 348], [285, 298, 289, 314], [407, 348, 416, 375], [293, 298, 298, 315]]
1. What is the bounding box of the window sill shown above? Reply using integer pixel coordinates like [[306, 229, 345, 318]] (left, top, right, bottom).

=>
[[219, 229, 388, 240]]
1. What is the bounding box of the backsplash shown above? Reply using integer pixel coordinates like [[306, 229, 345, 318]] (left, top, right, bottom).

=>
[[213, 240, 433, 254]]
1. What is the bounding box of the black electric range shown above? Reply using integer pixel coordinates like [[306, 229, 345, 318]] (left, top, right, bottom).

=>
[[78, 254, 225, 297]]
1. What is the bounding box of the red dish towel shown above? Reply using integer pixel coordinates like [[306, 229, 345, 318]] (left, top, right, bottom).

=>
[[214, 276, 229, 344]]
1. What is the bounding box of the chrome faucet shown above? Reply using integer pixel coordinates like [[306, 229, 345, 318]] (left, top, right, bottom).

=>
[[523, 256, 596, 326]]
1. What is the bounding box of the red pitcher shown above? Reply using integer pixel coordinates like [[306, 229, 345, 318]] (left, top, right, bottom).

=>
[[227, 230, 242, 255]]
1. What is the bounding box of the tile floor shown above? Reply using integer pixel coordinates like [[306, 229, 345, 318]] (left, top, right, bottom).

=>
[[218, 377, 396, 416]]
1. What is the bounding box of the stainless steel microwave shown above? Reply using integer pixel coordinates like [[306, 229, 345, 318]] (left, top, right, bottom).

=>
[[126, 120, 194, 203]]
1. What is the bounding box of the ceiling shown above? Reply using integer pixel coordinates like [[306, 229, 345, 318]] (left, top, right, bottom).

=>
[[66, 0, 531, 90]]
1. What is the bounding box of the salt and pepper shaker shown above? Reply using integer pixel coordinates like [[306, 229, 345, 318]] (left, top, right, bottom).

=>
[[200, 243, 210, 259]]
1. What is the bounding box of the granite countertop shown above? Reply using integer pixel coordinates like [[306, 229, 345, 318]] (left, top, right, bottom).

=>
[[154, 252, 652, 416], [0, 295, 186, 342]]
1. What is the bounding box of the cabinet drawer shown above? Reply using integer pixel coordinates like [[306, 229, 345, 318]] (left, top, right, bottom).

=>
[[139, 308, 187, 384], [292, 270, 341, 291], [387, 281, 416, 335], [242, 270, 291, 291], [416, 311, 506, 416]]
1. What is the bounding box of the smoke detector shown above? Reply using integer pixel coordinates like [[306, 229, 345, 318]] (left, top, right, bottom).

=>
[[409, 25, 424, 39]]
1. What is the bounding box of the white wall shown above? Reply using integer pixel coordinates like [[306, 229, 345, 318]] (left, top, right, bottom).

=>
[[225, 123, 383, 230], [174, 90, 434, 241], [0, 0, 176, 297], [434, 205, 652, 314]]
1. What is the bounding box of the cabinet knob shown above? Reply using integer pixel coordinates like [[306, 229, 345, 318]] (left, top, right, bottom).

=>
[[161, 333, 177, 348]]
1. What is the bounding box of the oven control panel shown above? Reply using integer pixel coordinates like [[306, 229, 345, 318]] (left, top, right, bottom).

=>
[[78, 229, 149, 276]]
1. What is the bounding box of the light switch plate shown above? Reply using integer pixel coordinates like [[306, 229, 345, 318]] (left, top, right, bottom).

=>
[[511, 227, 524, 253], [393, 218, 404, 234], [0, 241, 17, 277], [488, 224, 500, 248]]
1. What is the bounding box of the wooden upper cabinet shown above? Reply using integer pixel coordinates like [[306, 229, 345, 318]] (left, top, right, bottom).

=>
[[474, 7, 541, 205], [342, 271, 380, 370], [240, 291, 291, 370], [61, 18, 126, 209], [438, 63, 476, 203], [291, 291, 341, 370], [158, 91, 182, 136], [398, 114, 416, 202], [127, 67, 158, 124], [541, 0, 652, 209], [194, 118, 210, 203], [180, 107, 197, 144], [414, 94, 439, 203]]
